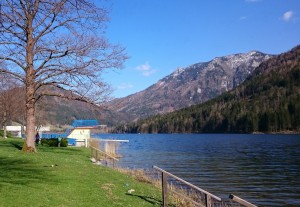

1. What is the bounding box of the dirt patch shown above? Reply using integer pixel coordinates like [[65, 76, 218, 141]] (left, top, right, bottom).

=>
[[101, 183, 118, 200]]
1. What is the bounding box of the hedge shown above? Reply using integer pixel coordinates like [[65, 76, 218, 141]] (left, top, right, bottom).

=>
[[41, 138, 68, 147]]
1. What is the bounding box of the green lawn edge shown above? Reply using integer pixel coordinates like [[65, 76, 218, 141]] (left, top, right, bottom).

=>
[[0, 138, 162, 207]]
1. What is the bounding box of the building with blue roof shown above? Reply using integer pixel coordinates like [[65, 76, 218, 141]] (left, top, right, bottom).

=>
[[66, 120, 99, 147]]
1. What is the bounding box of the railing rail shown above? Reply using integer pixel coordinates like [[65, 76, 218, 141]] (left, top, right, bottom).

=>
[[90, 146, 118, 168], [229, 194, 258, 207], [153, 166, 258, 207], [153, 165, 221, 201], [153, 165, 221, 207]]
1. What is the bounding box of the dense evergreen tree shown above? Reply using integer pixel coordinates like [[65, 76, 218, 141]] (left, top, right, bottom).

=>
[[115, 46, 300, 134]]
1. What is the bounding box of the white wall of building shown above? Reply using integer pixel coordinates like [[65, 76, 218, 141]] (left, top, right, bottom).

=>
[[67, 128, 90, 140]]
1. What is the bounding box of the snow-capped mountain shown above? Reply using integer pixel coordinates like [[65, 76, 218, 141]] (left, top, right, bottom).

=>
[[106, 51, 272, 123]]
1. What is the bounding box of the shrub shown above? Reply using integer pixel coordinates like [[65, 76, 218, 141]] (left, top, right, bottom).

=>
[[41, 138, 68, 147], [40, 138, 46, 145], [0, 130, 14, 138], [41, 138, 58, 147], [60, 138, 68, 147]]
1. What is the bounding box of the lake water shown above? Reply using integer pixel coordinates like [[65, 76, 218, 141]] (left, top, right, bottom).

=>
[[94, 133, 300, 207]]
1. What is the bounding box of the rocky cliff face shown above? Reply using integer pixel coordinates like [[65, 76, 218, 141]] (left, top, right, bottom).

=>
[[106, 51, 272, 123]]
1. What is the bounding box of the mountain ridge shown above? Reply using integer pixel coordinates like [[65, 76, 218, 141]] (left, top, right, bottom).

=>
[[115, 45, 300, 133], [106, 50, 271, 123]]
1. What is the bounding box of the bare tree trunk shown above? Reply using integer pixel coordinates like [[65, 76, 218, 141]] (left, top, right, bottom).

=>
[[22, 47, 37, 150], [23, 111, 36, 152], [3, 111, 7, 139], [22, 17, 37, 152], [23, 83, 36, 152], [3, 127, 7, 139]]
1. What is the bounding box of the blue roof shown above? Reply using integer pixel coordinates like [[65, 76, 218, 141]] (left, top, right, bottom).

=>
[[71, 120, 99, 128], [40, 120, 100, 139], [41, 133, 65, 139]]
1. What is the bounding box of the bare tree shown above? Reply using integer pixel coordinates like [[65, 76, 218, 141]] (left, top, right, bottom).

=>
[[0, 74, 12, 138], [0, 74, 25, 138], [0, 0, 127, 152]]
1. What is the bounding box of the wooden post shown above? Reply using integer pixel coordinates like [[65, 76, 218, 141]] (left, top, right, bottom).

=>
[[153, 166, 222, 207], [205, 194, 211, 207], [162, 172, 168, 207]]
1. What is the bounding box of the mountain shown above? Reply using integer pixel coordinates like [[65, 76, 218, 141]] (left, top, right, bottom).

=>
[[116, 45, 300, 134], [1, 84, 114, 128], [106, 51, 271, 123], [32, 50, 273, 127], [36, 97, 102, 127]]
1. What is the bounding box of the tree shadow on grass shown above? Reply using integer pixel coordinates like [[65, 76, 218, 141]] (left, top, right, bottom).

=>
[[0, 156, 58, 188], [38, 146, 86, 155], [10, 141, 23, 150], [126, 193, 167, 206], [9, 140, 81, 154]]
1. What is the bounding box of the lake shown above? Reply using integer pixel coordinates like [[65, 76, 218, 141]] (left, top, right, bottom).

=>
[[93, 133, 300, 207]]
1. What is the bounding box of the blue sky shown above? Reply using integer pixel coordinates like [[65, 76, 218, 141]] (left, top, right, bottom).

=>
[[102, 0, 300, 98]]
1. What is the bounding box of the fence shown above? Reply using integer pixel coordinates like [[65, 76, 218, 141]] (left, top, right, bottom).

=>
[[90, 146, 119, 168], [153, 166, 257, 207]]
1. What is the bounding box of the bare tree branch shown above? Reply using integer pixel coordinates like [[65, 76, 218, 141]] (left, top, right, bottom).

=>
[[0, 73, 25, 138], [0, 0, 128, 151]]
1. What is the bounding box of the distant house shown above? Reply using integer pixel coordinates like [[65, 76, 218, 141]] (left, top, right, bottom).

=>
[[66, 120, 99, 147], [5, 126, 23, 137], [6, 125, 50, 138]]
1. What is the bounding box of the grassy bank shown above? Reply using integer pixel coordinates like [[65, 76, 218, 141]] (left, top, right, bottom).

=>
[[0, 138, 161, 207]]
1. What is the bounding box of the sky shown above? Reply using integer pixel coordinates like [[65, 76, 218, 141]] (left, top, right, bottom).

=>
[[101, 0, 300, 98]]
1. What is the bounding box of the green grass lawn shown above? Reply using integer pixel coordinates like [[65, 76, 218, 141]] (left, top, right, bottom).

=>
[[0, 138, 162, 207]]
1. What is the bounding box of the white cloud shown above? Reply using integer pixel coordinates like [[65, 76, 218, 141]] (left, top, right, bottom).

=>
[[240, 16, 248, 20], [282, 10, 294, 22], [117, 83, 133, 90], [136, 62, 156, 76]]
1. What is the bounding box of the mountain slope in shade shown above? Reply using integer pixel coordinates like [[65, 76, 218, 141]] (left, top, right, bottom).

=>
[[116, 45, 300, 133], [107, 51, 271, 122]]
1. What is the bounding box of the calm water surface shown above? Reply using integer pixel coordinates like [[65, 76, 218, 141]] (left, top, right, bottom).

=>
[[94, 134, 300, 207]]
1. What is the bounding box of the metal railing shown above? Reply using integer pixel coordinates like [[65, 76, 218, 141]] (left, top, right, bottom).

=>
[[153, 166, 257, 207], [154, 165, 221, 207], [90, 146, 119, 168]]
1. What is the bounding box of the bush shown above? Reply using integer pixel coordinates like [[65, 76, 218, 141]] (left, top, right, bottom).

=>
[[41, 138, 58, 147], [0, 130, 14, 138], [60, 138, 68, 147], [41, 138, 68, 147]]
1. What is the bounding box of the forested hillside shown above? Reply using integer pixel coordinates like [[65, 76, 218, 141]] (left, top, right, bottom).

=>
[[38, 50, 270, 127], [107, 51, 270, 123], [116, 46, 300, 134], [36, 96, 102, 126]]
